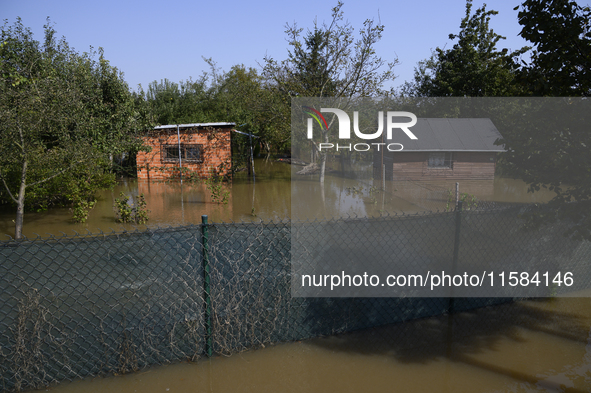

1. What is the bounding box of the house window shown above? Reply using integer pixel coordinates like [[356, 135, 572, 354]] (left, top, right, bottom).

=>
[[428, 152, 452, 168], [162, 144, 203, 163]]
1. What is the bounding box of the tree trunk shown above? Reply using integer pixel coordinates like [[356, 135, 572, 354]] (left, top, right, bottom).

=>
[[319, 153, 326, 184], [14, 160, 27, 240], [263, 142, 271, 161], [319, 131, 329, 184]]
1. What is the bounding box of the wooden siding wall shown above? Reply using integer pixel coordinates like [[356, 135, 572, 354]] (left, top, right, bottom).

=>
[[381, 152, 497, 181], [136, 127, 232, 180]]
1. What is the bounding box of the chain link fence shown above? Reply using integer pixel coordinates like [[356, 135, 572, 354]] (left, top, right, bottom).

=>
[[1, 205, 591, 392]]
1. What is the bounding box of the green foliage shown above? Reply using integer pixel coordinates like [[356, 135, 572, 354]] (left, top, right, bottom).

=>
[[497, 99, 591, 239], [495, 2, 591, 239], [445, 189, 478, 212], [134, 194, 149, 224], [345, 185, 381, 205], [114, 193, 133, 223], [143, 62, 290, 155], [285, 28, 339, 97], [143, 3, 398, 169], [399, 1, 591, 238], [368, 186, 381, 205], [405, 0, 526, 97], [516, 0, 591, 96], [144, 77, 212, 125], [146, 164, 230, 205], [263, 2, 397, 99], [114, 192, 150, 224], [204, 172, 230, 204], [263, 2, 397, 182], [70, 199, 97, 223], [0, 18, 149, 238], [63, 164, 114, 224], [213, 64, 291, 154], [345, 186, 364, 196]]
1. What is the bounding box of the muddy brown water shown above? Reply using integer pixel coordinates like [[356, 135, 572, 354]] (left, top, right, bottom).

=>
[[0, 159, 555, 239], [23, 294, 591, 393], [7, 160, 583, 392]]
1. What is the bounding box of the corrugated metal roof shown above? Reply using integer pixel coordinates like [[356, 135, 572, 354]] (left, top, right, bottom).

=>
[[154, 122, 235, 130], [389, 118, 505, 152], [233, 129, 260, 138]]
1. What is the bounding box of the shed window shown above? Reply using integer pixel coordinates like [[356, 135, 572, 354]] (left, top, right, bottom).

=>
[[428, 152, 452, 168], [162, 144, 203, 163]]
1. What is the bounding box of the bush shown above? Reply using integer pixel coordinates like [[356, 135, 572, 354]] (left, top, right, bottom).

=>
[[114, 192, 150, 224]]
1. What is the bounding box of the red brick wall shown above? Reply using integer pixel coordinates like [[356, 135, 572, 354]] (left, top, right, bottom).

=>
[[136, 127, 232, 180]]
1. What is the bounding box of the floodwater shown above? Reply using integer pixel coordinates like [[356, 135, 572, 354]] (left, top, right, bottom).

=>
[[25, 294, 591, 393], [0, 159, 555, 239], [6, 160, 590, 392]]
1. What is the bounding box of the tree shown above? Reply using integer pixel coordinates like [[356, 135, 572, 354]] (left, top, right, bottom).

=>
[[263, 2, 398, 183], [516, 0, 591, 96], [144, 76, 212, 125], [145, 78, 183, 125], [496, 1, 591, 239], [276, 28, 339, 98], [0, 19, 147, 239], [213, 64, 291, 157], [405, 0, 526, 97], [144, 61, 291, 160]]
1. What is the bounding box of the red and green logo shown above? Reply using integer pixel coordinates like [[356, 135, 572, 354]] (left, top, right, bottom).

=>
[[303, 106, 328, 130]]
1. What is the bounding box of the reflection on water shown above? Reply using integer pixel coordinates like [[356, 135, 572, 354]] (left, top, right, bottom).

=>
[[27, 295, 591, 393], [5, 160, 588, 392], [0, 159, 290, 239], [0, 159, 556, 238]]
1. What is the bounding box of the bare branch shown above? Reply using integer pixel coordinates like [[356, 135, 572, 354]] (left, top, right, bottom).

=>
[[0, 170, 18, 204], [26, 160, 84, 188]]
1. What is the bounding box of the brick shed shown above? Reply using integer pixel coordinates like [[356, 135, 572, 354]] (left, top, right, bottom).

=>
[[137, 122, 234, 180], [375, 118, 505, 181]]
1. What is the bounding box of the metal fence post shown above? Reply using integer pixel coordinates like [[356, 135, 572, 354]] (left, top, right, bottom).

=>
[[202, 215, 212, 357], [448, 200, 463, 314]]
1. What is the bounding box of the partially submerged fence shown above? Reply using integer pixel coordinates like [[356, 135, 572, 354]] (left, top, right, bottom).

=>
[[1, 206, 591, 392]]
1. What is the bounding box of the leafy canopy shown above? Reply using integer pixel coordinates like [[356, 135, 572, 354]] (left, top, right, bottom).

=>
[[0, 18, 148, 237], [406, 0, 526, 97], [516, 0, 591, 96]]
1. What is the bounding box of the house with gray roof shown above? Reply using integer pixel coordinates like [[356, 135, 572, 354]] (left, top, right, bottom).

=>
[[375, 118, 505, 180]]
